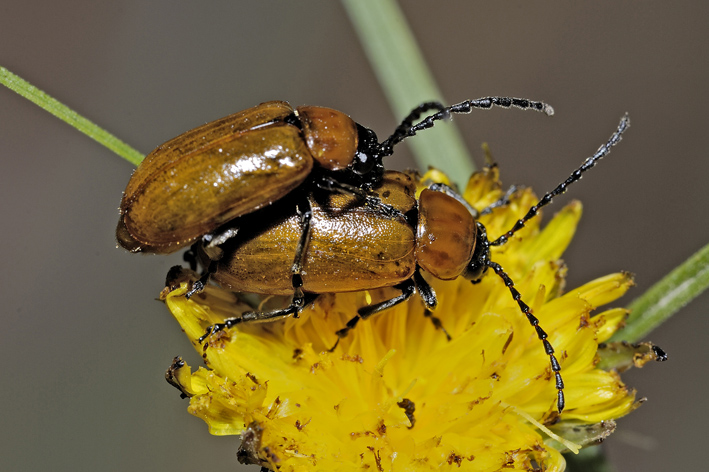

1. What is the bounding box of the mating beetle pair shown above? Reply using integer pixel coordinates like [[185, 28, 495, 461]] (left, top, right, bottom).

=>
[[118, 97, 630, 413], [117, 97, 551, 254]]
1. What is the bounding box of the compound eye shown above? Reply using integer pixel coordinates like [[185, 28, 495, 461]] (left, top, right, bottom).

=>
[[353, 150, 375, 175]]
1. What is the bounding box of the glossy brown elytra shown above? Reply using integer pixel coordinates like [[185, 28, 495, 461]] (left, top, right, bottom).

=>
[[190, 114, 631, 414], [117, 97, 554, 254]]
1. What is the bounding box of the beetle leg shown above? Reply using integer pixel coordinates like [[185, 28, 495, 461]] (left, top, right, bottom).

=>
[[479, 184, 520, 216], [185, 260, 217, 299], [199, 199, 316, 344], [203, 227, 240, 249], [412, 269, 437, 310], [423, 309, 452, 341], [199, 294, 320, 343], [183, 247, 199, 271], [330, 278, 417, 348], [290, 199, 314, 309], [316, 175, 403, 219], [331, 269, 450, 348], [413, 270, 452, 341]]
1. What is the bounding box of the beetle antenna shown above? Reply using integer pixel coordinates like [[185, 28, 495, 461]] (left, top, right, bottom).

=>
[[486, 260, 565, 413], [380, 96, 555, 156], [490, 114, 630, 247], [381, 101, 446, 156]]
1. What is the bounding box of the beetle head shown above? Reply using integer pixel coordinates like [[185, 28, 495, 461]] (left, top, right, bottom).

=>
[[352, 124, 382, 176]]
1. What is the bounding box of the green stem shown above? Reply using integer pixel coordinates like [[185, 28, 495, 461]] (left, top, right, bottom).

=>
[[341, 0, 474, 186], [613, 241, 709, 343], [0, 66, 144, 166]]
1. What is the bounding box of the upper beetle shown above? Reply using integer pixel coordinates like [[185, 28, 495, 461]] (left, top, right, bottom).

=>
[[117, 97, 554, 254]]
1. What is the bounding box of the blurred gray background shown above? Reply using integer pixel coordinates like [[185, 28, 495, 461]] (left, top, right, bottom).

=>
[[1, 2, 706, 471]]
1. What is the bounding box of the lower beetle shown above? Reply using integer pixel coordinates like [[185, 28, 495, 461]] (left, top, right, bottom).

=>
[[117, 97, 553, 254], [190, 114, 631, 414]]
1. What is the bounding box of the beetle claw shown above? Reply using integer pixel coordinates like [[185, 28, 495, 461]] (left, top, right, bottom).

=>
[[185, 279, 204, 299]]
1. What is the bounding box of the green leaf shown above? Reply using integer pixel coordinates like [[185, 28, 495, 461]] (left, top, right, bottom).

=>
[[0, 66, 144, 166]]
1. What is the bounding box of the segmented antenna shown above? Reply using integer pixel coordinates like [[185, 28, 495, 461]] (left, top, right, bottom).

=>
[[491, 114, 630, 247], [381, 96, 555, 156], [487, 260, 565, 412], [484, 114, 631, 413]]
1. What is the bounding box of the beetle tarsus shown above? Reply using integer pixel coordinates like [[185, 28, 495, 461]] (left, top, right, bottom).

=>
[[316, 175, 404, 220], [331, 279, 418, 347], [199, 295, 320, 344], [185, 279, 205, 299], [479, 184, 520, 216], [327, 337, 340, 353], [423, 309, 452, 341]]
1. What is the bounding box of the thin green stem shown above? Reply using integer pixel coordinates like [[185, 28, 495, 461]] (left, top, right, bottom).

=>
[[613, 241, 709, 343], [341, 0, 474, 187], [0, 66, 144, 166]]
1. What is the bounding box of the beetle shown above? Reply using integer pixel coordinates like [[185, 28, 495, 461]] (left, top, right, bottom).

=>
[[189, 114, 631, 414], [117, 97, 554, 254]]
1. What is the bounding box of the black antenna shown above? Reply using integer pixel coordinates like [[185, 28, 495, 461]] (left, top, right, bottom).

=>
[[381, 96, 555, 156], [492, 114, 630, 247], [482, 114, 631, 413], [487, 260, 565, 412]]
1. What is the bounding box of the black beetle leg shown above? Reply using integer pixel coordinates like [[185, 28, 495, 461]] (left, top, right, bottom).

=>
[[316, 176, 403, 220], [331, 278, 417, 350], [185, 260, 217, 299], [331, 268, 448, 349], [289, 198, 314, 311], [183, 246, 199, 271], [199, 199, 316, 344], [479, 184, 520, 216], [199, 294, 320, 343], [412, 269, 437, 310], [412, 270, 451, 341]]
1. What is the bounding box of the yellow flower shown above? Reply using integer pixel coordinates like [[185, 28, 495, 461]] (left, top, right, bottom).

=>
[[162, 166, 658, 472]]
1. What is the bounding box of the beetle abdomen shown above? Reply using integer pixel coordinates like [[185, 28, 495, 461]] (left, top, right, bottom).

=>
[[213, 207, 416, 295], [212, 171, 418, 294], [118, 123, 312, 253]]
